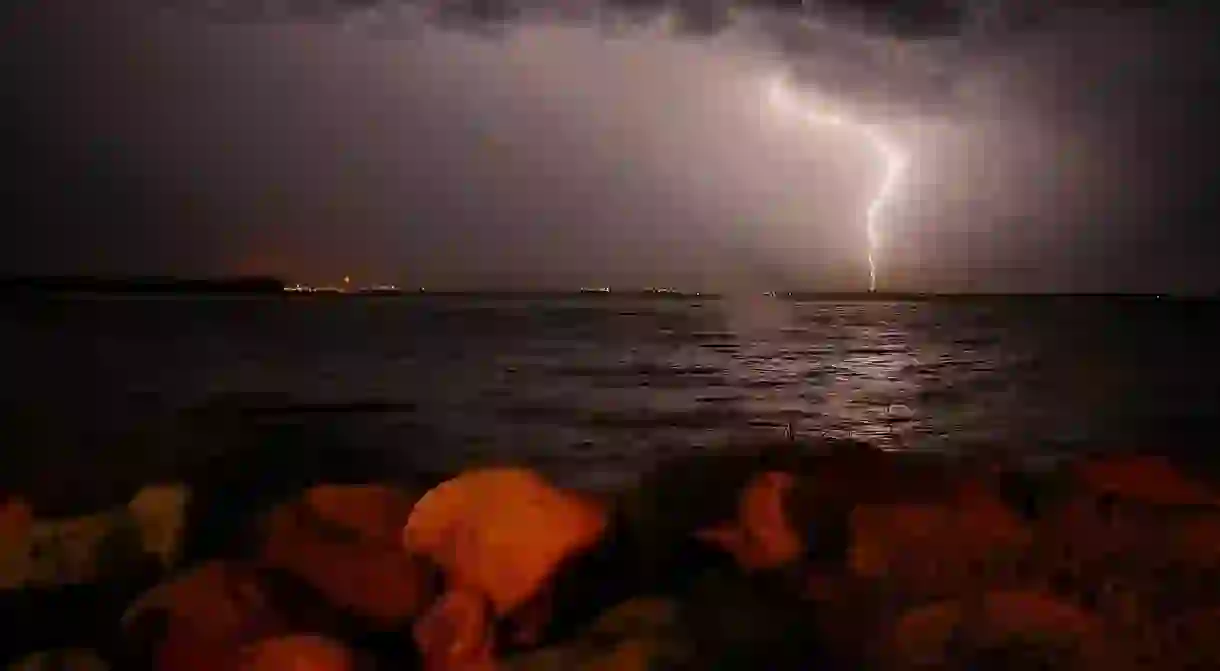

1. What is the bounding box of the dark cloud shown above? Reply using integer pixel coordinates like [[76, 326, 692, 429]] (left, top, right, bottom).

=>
[[4, 0, 1219, 291]]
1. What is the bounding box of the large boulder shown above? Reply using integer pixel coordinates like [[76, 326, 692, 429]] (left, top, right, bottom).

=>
[[403, 468, 608, 617], [121, 561, 286, 669], [259, 484, 432, 629]]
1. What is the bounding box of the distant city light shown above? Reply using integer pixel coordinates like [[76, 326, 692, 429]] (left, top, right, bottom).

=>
[[284, 281, 399, 294]]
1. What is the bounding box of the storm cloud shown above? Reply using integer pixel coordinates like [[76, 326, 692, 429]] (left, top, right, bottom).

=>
[[3, 0, 1218, 291]]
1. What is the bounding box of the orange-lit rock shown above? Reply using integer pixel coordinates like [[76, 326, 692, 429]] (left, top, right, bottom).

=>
[[303, 484, 416, 545], [890, 590, 1114, 670], [239, 635, 356, 671], [695, 471, 803, 571], [123, 561, 283, 652], [981, 590, 1100, 638], [260, 489, 433, 627], [849, 485, 1030, 592], [889, 599, 962, 667], [127, 484, 191, 571], [0, 497, 33, 537], [403, 468, 608, 616], [0, 497, 34, 589], [24, 510, 145, 587], [1075, 455, 1218, 507], [414, 588, 497, 671]]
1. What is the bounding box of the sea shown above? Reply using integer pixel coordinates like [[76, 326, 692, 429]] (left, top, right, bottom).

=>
[[3, 294, 1219, 506]]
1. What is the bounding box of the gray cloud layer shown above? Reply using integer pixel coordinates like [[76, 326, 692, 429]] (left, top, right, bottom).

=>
[[144, 0, 1212, 126]]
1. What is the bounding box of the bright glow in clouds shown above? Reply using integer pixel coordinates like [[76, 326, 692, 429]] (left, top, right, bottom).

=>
[[765, 73, 908, 292]]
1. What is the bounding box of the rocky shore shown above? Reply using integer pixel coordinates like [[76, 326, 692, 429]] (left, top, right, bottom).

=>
[[5, 440, 1220, 669]]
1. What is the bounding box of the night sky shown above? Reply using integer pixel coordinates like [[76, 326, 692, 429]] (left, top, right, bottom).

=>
[[2, 0, 1218, 293]]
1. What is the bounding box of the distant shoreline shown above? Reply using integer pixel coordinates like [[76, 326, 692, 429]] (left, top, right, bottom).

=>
[[0, 276, 285, 295], [0, 277, 1214, 300]]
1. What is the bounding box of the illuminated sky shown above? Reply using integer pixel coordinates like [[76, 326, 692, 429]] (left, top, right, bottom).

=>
[[2, 0, 1218, 292]]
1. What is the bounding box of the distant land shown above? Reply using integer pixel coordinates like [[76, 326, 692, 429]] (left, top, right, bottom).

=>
[[0, 276, 284, 294], [0, 277, 1213, 300]]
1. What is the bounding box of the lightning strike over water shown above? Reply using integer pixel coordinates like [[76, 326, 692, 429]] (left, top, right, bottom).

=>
[[765, 74, 908, 292]]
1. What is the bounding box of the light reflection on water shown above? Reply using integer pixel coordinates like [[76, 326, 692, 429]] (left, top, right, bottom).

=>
[[3, 296, 1220, 490]]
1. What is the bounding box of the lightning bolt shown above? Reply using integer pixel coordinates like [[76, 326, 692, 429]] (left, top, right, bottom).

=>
[[765, 74, 907, 293]]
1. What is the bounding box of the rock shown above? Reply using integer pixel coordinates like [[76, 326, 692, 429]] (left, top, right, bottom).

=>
[[127, 484, 190, 571], [1143, 607, 1220, 668], [7, 649, 109, 670], [2, 490, 176, 591], [0, 497, 34, 589], [797, 445, 960, 507], [403, 468, 608, 617], [503, 598, 689, 671], [1164, 511, 1220, 567], [239, 635, 357, 671], [681, 568, 823, 669], [1029, 496, 1154, 576], [121, 561, 285, 668], [302, 484, 415, 546], [1075, 455, 1219, 507], [848, 480, 1031, 595], [414, 588, 496, 671], [610, 453, 774, 593], [694, 471, 803, 571], [259, 485, 433, 628], [24, 510, 148, 587], [888, 589, 1118, 670]]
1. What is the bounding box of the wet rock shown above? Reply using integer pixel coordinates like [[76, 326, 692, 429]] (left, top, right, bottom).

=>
[[7, 649, 109, 671], [260, 485, 433, 629], [403, 468, 607, 617]]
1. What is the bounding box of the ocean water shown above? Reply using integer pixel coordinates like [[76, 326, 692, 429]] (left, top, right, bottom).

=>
[[3, 295, 1219, 498]]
